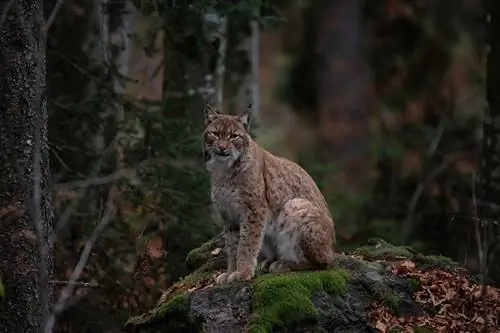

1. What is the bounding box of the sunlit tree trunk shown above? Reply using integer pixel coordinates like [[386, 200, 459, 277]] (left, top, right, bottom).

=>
[[0, 0, 53, 331]]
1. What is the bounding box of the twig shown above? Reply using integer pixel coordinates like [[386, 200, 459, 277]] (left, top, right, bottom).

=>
[[49, 280, 100, 288], [402, 160, 451, 242], [249, 16, 260, 119], [44, 189, 117, 333], [472, 172, 490, 332], [48, 139, 117, 247], [402, 115, 448, 242], [43, 0, 65, 34], [0, 0, 15, 31], [427, 118, 445, 156], [215, 16, 227, 110], [52, 157, 200, 190]]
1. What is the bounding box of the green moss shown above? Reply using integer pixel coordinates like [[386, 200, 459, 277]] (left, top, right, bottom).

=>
[[384, 292, 403, 317], [156, 293, 190, 317], [414, 254, 459, 271], [178, 270, 213, 286], [373, 287, 403, 317], [353, 238, 416, 260], [406, 278, 421, 293], [413, 326, 434, 333], [248, 269, 349, 333], [185, 236, 220, 270], [125, 292, 194, 332]]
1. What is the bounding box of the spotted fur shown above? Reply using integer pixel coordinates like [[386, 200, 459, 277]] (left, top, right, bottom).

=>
[[203, 105, 336, 284]]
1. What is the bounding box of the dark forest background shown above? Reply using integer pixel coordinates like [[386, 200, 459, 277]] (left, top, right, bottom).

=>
[[1, 0, 499, 332]]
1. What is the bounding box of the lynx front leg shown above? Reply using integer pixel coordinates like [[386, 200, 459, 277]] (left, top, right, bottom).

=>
[[227, 211, 266, 283], [215, 226, 239, 284]]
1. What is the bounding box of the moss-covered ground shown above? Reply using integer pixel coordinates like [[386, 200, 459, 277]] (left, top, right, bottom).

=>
[[353, 238, 459, 271], [125, 292, 195, 333], [184, 234, 221, 270], [353, 238, 417, 260], [126, 237, 460, 332], [248, 269, 349, 333]]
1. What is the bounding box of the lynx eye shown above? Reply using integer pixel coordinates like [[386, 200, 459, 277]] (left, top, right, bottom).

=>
[[209, 131, 219, 137], [229, 133, 240, 140]]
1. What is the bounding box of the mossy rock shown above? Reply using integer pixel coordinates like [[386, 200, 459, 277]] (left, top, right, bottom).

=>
[[126, 267, 373, 333], [126, 293, 196, 333], [249, 269, 349, 333], [125, 258, 419, 332], [125, 238, 467, 333], [185, 233, 224, 271], [352, 238, 417, 260], [352, 238, 460, 272]]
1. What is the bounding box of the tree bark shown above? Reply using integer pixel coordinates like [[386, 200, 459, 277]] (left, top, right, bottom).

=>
[[480, 0, 500, 286], [0, 0, 53, 331]]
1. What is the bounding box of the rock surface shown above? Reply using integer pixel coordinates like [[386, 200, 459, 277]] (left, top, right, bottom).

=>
[[124, 237, 484, 333]]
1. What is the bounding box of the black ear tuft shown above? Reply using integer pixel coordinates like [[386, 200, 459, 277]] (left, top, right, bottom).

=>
[[204, 104, 220, 126], [236, 104, 252, 131]]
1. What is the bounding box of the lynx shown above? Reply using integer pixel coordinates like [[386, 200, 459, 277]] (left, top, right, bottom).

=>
[[203, 105, 336, 284]]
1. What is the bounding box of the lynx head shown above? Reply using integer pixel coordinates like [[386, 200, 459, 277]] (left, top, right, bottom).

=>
[[203, 104, 252, 171]]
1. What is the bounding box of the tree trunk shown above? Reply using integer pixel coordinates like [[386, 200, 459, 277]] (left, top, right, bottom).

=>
[[314, 0, 374, 187], [0, 0, 53, 331], [480, 0, 500, 286]]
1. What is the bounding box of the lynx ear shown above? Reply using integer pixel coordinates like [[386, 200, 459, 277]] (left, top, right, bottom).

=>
[[204, 104, 220, 126], [236, 105, 252, 132]]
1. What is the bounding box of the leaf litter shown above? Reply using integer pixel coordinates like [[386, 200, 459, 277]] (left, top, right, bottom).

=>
[[369, 259, 500, 332]]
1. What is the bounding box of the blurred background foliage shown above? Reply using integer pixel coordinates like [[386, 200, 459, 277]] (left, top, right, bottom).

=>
[[43, 0, 487, 331]]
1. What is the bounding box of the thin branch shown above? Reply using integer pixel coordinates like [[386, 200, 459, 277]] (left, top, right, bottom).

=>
[[53, 157, 201, 191], [44, 189, 117, 333], [43, 0, 65, 33], [47, 50, 178, 107], [249, 16, 260, 119], [48, 139, 117, 247], [49, 280, 100, 288], [54, 168, 136, 190], [0, 0, 15, 31], [215, 16, 227, 110], [472, 172, 490, 332], [402, 160, 452, 242], [427, 118, 445, 156]]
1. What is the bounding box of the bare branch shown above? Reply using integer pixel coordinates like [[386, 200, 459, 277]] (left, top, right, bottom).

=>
[[49, 280, 100, 288], [54, 168, 136, 190], [215, 16, 227, 110], [402, 159, 452, 242], [249, 16, 260, 119], [48, 139, 117, 247], [53, 157, 201, 191], [0, 0, 15, 31], [472, 172, 490, 332], [43, 0, 66, 34], [44, 188, 118, 333]]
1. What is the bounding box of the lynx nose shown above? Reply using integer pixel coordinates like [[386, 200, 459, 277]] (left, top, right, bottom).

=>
[[215, 141, 231, 156]]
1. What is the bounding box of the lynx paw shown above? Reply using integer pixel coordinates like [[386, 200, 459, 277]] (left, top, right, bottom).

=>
[[227, 269, 254, 283], [215, 272, 230, 284], [268, 260, 292, 273]]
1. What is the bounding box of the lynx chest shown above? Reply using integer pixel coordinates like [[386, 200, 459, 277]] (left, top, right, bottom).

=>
[[211, 185, 245, 224]]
